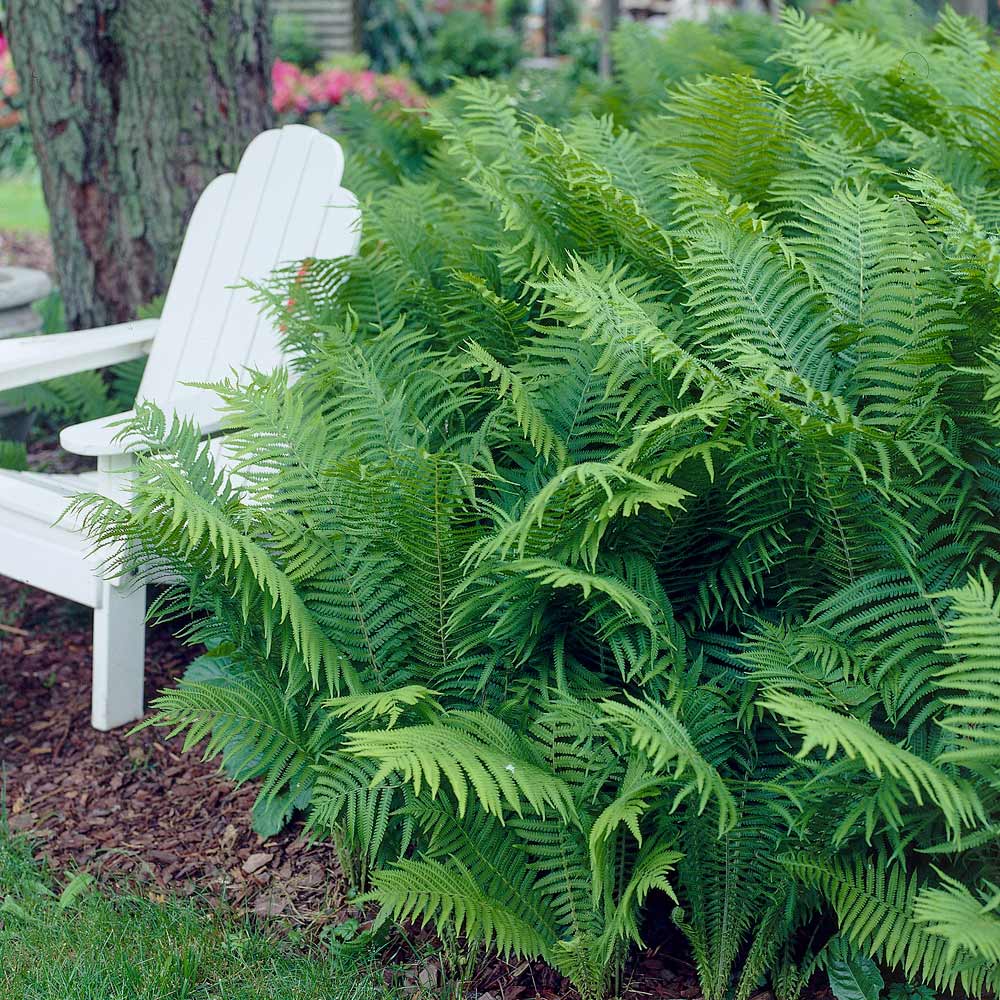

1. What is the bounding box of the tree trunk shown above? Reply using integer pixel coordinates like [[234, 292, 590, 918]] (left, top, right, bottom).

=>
[[951, 0, 988, 21], [598, 0, 618, 80], [4, 1, 273, 331]]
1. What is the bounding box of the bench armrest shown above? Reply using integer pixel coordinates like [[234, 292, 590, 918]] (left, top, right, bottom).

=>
[[0, 320, 158, 393], [60, 401, 227, 458]]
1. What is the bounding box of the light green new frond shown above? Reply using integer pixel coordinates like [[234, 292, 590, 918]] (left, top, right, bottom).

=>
[[762, 694, 982, 835], [529, 122, 675, 276], [307, 751, 399, 866], [786, 852, 997, 993], [785, 183, 899, 326], [589, 771, 662, 851], [679, 215, 837, 389], [655, 75, 793, 201], [906, 169, 1000, 292], [465, 341, 567, 465], [563, 115, 674, 232], [913, 874, 1000, 968], [775, 7, 899, 84], [549, 936, 608, 1000], [935, 568, 1000, 758], [607, 841, 682, 946], [601, 696, 736, 833], [344, 717, 577, 821], [412, 800, 565, 938], [73, 416, 361, 696], [325, 686, 442, 728], [536, 256, 723, 406], [932, 5, 991, 60], [142, 660, 334, 813], [475, 461, 689, 569], [506, 559, 656, 633]]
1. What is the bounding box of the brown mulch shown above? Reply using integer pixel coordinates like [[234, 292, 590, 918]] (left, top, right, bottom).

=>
[[0, 577, 348, 928], [0, 229, 54, 274]]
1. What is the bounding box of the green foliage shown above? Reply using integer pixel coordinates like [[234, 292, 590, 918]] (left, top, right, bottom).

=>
[[0, 439, 27, 471], [361, 0, 435, 74], [413, 11, 522, 95], [826, 938, 884, 1000], [273, 13, 323, 71], [0, 125, 33, 178], [82, 2, 1000, 998]]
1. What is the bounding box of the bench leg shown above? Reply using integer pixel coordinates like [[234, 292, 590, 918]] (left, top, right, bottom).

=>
[[92, 579, 146, 731]]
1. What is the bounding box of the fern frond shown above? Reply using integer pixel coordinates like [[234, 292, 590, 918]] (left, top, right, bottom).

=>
[[601, 696, 737, 833], [762, 693, 983, 835], [367, 858, 554, 960], [344, 712, 577, 822]]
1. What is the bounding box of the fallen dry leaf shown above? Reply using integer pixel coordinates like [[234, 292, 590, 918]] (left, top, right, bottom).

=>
[[242, 851, 273, 875], [220, 823, 239, 854], [253, 891, 290, 917]]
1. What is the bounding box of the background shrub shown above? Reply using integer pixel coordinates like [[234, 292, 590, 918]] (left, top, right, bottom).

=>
[[412, 10, 522, 94]]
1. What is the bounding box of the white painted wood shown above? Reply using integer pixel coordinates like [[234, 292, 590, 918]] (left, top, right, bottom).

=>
[[0, 510, 99, 606], [92, 577, 146, 731], [0, 125, 360, 729], [60, 410, 139, 458], [60, 398, 227, 457], [0, 320, 156, 392], [90, 453, 145, 731], [140, 125, 356, 419]]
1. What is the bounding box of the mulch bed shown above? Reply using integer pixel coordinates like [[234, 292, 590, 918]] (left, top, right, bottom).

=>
[[0, 577, 347, 927]]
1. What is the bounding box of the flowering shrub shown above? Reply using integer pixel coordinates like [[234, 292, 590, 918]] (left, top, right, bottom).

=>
[[0, 43, 419, 128], [271, 59, 422, 117], [0, 33, 20, 127], [0, 30, 34, 175]]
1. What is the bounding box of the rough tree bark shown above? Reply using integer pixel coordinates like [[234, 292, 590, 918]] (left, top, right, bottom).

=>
[[5, 1, 273, 331]]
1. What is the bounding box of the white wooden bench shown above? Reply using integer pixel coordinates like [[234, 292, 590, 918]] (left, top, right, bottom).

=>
[[0, 125, 360, 730]]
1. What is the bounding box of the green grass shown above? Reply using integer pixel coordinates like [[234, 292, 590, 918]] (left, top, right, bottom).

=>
[[0, 832, 392, 999], [0, 176, 49, 234]]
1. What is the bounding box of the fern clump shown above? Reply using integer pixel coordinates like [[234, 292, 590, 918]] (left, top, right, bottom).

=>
[[79, 2, 1000, 997]]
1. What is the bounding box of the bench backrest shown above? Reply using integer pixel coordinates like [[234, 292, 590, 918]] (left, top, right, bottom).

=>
[[139, 125, 359, 416]]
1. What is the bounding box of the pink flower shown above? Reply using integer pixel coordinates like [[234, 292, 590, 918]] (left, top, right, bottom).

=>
[[0, 50, 19, 107], [271, 59, 311, 114], [270, 59, 424, 115]]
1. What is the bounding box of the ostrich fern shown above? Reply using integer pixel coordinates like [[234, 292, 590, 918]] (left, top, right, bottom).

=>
[[78, 2, 1000, 997]]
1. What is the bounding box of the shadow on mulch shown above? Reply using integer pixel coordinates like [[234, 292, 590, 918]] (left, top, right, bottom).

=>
[[0, 578, 346, 927]]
